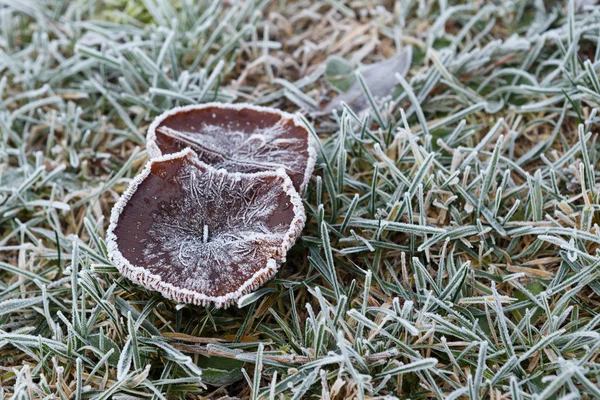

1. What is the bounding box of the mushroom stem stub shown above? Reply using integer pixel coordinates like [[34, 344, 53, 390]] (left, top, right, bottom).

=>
[[106, 149, 306, 308]]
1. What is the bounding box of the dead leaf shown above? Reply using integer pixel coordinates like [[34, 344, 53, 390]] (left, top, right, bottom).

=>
[[324, 46, 412, 113]]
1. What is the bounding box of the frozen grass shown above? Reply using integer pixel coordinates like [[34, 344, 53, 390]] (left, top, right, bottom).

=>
[[2, 0, 600, 398]]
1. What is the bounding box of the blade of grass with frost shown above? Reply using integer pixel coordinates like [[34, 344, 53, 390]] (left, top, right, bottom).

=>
[[460, 119, 504, 168], [268, 308, 301, 351], [72, 147, 141, 209], [298, 114, 336, 200], [127, 311, 141, 370], [355, 70, 386, 129], [290, 367, 320, 400], [408, 153, 434, 199], [340, 193, 360, 234], [545, 260, 600, 296], [258, 65, 326, 106], [370, 163, 379, 216], [538, 235, 597, 262], [237, 288, 275, 308], [355, 270, 371, 339], [336, 116, 347, 193], [412, 257, 439, 294], [439, 261, 470, 302], [75, 357, 83, 400], [451, 181, 507, 236], [536, 366, 577, 399], [308, 246, 337, 292], [321, 222, 341, 300], [419, 226, 481, 251], [148, 88, 197, 104], [395, 72, 430, 138], [578, 124, 596, 196], [473, 341, 488, 396], [316, 204, 325, 234], [349, 218, 445, 235], [0, 296, 44, 316], [574, 370, 600, 398], [276, 77, 320, 109], [489, 284, 515, 358], [346, 310, 419, 358], [507, 226, 600, 245], [375, 358, 438, 379], [374, 306, 419, 336], [477, 135, 503, 216], [373, 143, 410, 186], [251, 343, 264, 400], [287, 290, 303, 342], [518, 329, 566, 363], [71, 236, 81, 331]]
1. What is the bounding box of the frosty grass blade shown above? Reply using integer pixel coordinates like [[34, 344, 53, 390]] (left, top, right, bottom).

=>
[[106, 148, 306, 308], [146, 102, 317, 192]]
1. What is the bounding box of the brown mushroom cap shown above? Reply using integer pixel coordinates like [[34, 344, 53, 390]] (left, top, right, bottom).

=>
[[146, 103, 317, 192], [106, 148, 305, 308]]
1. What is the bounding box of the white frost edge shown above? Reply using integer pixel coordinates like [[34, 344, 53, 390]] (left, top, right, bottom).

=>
[[146, 102, 318, 193], [106, 147, 306, 309]]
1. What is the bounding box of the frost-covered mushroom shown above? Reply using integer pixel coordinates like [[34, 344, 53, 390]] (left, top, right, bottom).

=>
[[106, 148, 306, 308], [147, 103, 317, 192]]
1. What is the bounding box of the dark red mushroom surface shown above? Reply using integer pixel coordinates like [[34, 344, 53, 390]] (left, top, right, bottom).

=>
[[146, 103, 317, 192], [106, 149, 305, 308]]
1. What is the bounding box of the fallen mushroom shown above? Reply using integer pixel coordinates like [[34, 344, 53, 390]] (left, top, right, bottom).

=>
[[106, 148, 306, 308], [147, 103, 317, 192]]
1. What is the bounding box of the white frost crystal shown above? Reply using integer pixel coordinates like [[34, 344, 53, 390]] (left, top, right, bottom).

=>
[[106, 149, 306, 308]]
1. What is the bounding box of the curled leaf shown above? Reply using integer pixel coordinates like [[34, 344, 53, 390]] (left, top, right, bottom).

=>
[[325, 46, 413, 113]]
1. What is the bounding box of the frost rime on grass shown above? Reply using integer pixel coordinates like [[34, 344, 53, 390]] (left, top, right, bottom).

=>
[[3, 0, 600, 399]]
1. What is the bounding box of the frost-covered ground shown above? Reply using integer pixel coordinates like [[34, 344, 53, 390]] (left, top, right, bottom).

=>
[[2, 1, 600, 399]]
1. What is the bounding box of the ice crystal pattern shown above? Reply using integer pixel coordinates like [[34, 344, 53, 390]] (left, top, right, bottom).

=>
[[149, 105, 314, 191], [109, 152, 302, 304], [143, 165, 283, 295]]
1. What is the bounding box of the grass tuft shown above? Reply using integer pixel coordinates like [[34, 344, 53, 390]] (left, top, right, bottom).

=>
[[2, 0, 600, 398]]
